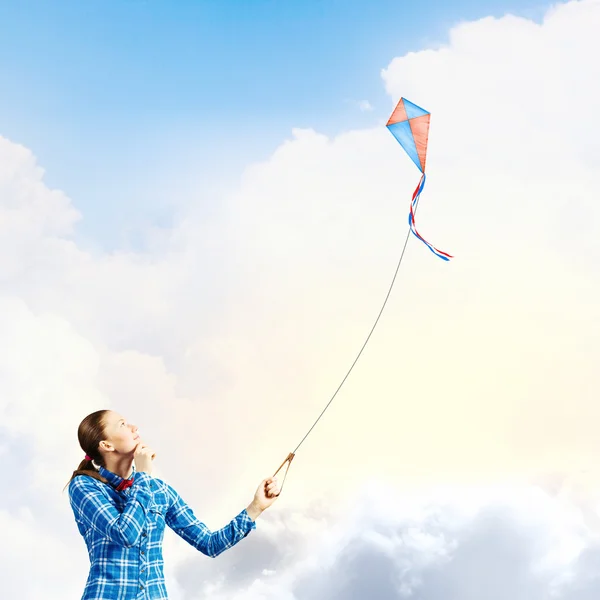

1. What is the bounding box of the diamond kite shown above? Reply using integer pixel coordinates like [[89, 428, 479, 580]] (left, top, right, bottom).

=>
[[387, 97, 452, 261]]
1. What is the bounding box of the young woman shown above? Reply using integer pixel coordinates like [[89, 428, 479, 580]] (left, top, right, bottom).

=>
[[65, 409, 280, 600]]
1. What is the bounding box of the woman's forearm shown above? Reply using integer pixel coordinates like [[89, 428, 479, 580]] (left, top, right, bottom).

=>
[[245, 501, 264, 521]]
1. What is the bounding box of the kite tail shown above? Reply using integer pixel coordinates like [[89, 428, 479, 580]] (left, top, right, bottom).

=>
[[408, 173, 452, 261]]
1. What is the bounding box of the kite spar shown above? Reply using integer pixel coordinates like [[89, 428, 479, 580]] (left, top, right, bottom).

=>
[[269, 98, 452, 496]]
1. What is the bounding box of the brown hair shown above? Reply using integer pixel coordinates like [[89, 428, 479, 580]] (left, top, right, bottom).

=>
[[63, 409, 111, 492]]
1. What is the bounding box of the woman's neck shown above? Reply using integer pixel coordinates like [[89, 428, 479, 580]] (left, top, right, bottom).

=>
[[104, 456, 134, 480]]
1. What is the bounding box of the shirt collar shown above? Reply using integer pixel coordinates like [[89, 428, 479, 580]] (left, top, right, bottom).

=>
[[98, 463, 136, 489]]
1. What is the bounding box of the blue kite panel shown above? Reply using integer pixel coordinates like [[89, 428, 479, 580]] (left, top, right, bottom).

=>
[[387, 121, 420, 171], [403, 98, 430, 120]]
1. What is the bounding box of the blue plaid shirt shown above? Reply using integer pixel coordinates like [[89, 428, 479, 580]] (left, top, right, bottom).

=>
[[68, 465, 256, 599]]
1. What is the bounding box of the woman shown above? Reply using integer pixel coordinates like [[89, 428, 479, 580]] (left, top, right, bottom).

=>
[[65, 409, 280, 600]]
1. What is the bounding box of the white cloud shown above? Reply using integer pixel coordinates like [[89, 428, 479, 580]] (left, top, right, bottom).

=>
[[0, 507, 84, 599], [171, 481, 600, 600], [1, 0, 600, 597]]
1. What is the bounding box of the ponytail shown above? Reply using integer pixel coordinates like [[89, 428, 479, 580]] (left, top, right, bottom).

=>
[[63, 456, 110, 492], [63, 409, 111, 492]]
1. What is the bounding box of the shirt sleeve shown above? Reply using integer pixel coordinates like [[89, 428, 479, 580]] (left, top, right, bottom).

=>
[[68, 472, 154, 548], [164, 482, 256, 558]]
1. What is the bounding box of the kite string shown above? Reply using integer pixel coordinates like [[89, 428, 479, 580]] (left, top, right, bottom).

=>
[[271, 179, 426, 497], [290, 180, 425, 457]]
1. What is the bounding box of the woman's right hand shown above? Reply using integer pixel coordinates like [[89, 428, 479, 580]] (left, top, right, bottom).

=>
[[134, 442, 156, 475]]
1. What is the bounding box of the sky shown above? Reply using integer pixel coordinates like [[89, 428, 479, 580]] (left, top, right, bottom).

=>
[[0, 0, 547, 249], [1, 0, 600, 598]]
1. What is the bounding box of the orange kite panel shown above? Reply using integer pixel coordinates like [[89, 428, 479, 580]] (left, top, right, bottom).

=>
[[408, 114, 430, 173], [386, 99, 408, 125]]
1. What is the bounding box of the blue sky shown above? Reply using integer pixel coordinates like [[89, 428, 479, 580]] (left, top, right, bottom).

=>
[[0, 0, 546, 249]]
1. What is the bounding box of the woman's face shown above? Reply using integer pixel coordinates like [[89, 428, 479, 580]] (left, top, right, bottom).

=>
[[101, 411, 140, 455]]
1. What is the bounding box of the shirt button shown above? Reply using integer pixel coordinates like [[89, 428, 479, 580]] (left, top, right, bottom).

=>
[[139, 584, 144, 590], [142, 532, 147, 537], [141, 550, 145, 555]]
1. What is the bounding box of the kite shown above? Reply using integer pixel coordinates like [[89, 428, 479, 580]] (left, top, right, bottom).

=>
[[386, 97, 452, 261], [269, 97, 452, 497]]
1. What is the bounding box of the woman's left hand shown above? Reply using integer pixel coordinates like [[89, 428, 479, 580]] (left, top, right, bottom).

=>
[[252, 477, 280, 511]]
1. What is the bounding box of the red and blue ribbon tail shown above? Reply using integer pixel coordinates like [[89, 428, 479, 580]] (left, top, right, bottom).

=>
[[408, 173, 453, 261]]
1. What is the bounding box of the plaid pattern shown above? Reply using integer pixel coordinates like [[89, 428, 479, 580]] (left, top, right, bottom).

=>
[[68, 464, 256, 599]]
